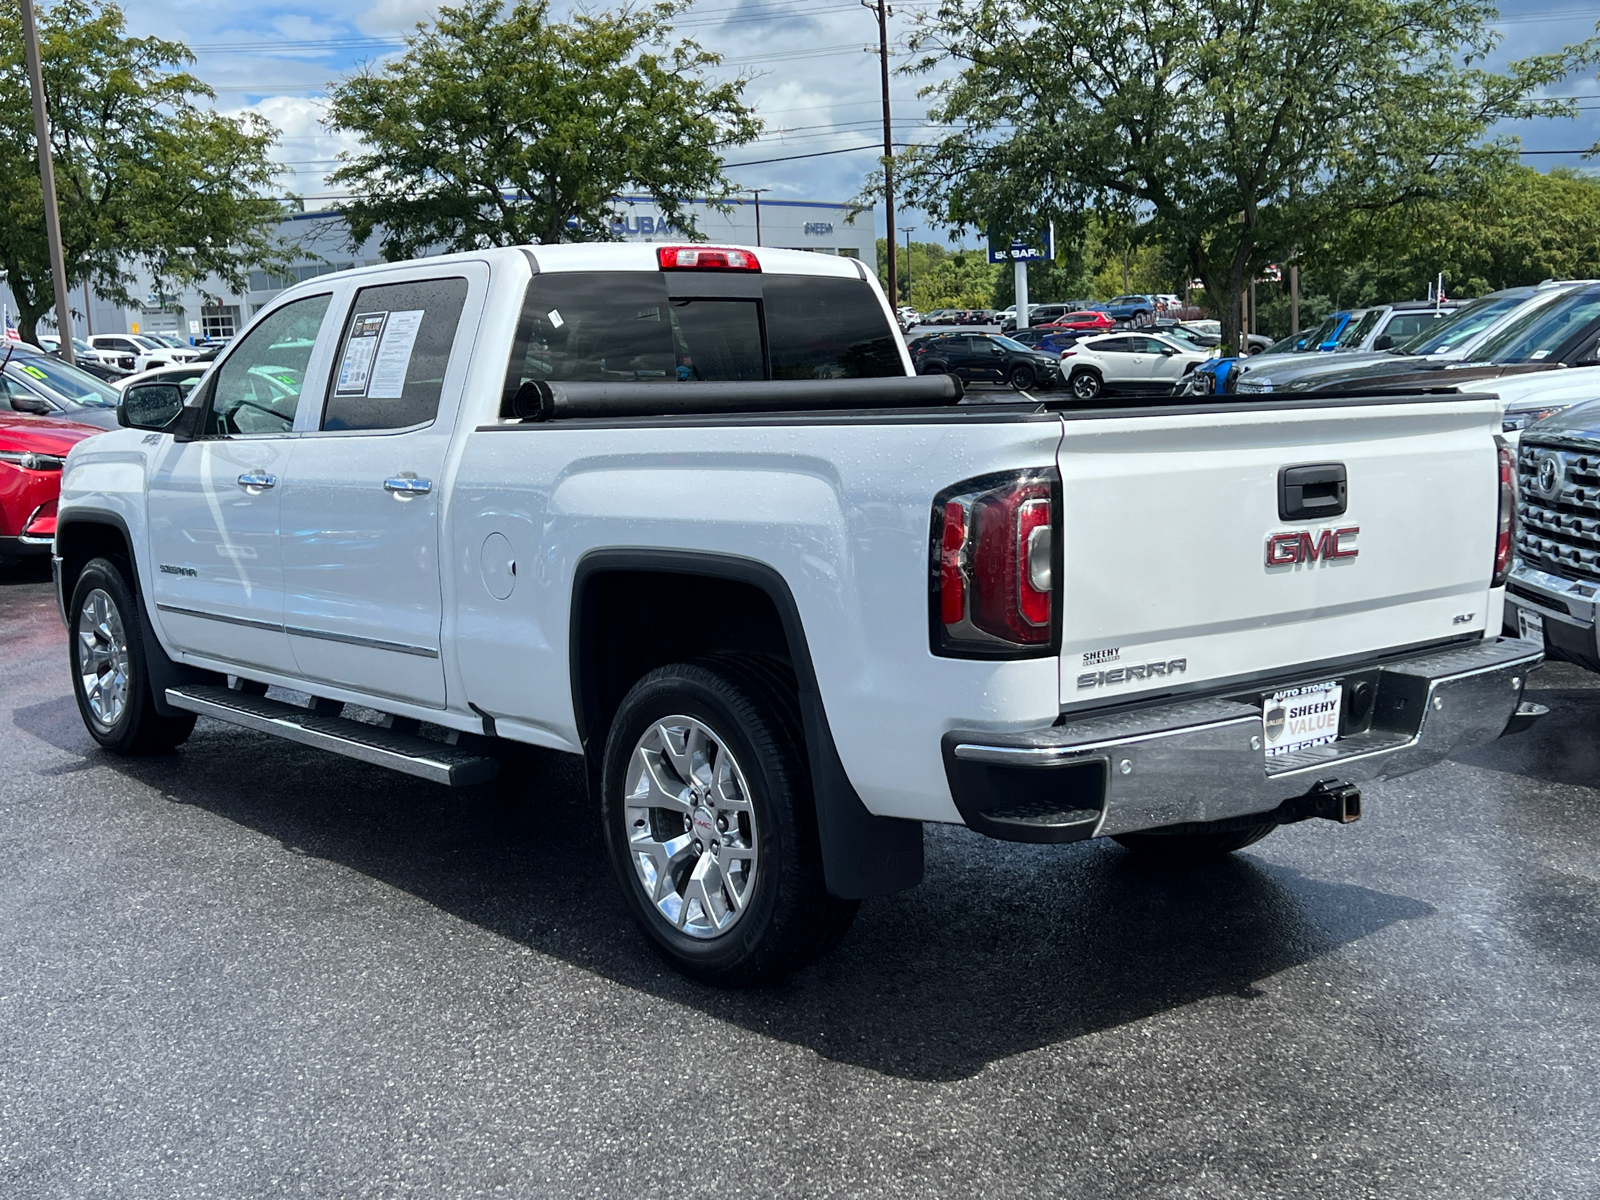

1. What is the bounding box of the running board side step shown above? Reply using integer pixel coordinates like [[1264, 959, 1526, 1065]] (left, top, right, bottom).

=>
[[164, 684, 499, 786]]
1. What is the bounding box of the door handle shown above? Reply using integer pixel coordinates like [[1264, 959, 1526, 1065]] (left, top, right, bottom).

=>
[[384, 476, 432, 496], [237, 472, 276, 490]]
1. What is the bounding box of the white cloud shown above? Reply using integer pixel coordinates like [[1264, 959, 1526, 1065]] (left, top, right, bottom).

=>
[[355, 0, 437, 35], [222, 95, 367, 200]]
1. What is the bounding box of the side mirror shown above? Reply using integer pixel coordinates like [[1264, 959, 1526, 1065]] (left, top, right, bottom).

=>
[[1374, 335, 1394, 350], [1161, 347, 1177, 356], [118, 382, 186, 431], [10, 394, 53, 415]]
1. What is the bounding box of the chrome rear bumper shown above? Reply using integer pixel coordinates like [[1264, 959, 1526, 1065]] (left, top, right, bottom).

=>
[[942, 636, 1544, 843]]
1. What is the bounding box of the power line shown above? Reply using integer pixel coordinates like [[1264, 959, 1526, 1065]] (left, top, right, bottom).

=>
[[722, 141, 916, 167]]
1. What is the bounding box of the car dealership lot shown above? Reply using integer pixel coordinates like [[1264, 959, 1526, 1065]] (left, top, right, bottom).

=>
[[3, 561, 1599, 1198]]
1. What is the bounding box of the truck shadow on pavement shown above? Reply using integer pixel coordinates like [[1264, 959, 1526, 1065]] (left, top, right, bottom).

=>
[[15, 695, 1434, 1083]]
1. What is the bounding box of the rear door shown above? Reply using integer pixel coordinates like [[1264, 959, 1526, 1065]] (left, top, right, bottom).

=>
[[1056, 397, 1503, 707], [277, 266, 485, 709]]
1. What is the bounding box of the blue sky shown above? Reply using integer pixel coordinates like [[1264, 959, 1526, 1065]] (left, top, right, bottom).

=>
[[117, 0, 1600, 251]]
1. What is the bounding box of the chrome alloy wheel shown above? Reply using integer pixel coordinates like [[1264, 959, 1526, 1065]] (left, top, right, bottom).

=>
[[623, 716, 759, 940], [76, 588, 131, 731]]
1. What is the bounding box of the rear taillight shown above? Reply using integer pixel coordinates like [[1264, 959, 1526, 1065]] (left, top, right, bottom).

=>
[[932, 471, 1059, 656], [1494, 442, 1515, 586], [657, 246, 760, 271]]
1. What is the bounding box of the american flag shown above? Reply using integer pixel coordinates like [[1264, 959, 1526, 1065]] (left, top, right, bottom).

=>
[[3, 307, 18, 341]]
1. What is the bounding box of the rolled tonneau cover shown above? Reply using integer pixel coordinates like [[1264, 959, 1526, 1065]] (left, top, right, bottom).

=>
[[507, 375, 964, 421]]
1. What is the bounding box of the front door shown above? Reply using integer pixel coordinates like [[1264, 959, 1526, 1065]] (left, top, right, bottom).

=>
[[278, 269, 482, 709], [1138, 337, 1186, 390], [146, 293, 336, 674]]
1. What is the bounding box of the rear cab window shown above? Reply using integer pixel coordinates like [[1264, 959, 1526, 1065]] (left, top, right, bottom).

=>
[[325, 278, 470, 430], [502, 270, 903, 398]]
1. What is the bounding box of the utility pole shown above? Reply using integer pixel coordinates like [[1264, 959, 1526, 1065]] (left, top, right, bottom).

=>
[[899, 224, 914, 306], [747, 188, 769, 246], [865, 0, 897, 307], [19, 0, 74, 363], [1289, 263, 1299, 337]]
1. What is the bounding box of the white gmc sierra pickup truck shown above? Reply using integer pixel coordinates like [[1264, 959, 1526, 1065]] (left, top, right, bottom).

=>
[[56, 244, 1544, 983]]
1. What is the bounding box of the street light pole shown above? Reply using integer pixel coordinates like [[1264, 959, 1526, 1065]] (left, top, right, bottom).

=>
[[19, 0, 75, 363], [865, 0, 897, 307], [747, 187, 769, 247], [899, 224, 914, 307]]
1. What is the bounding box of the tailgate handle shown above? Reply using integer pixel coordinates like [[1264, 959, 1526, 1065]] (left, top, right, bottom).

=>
[[1279, 463, 1347, 520]]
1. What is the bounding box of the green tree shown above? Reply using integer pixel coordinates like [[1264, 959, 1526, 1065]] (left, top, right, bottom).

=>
[[1333, 165, 1600, 299], [327, 0, 762, 257], [0, 0, 286, 345], [874, 238, 1003, 308], [898, 0, 1595, 352]]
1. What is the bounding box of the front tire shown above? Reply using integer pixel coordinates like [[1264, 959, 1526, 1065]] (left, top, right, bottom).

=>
[[69, 557, 196, 754], [600, 660, 857, 985], [1113, 821, 1277, 865], [1008, 364, 1036, 390]]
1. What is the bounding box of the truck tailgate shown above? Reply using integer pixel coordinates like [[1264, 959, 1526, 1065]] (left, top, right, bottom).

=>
[[1058, 397, 1503, 707]]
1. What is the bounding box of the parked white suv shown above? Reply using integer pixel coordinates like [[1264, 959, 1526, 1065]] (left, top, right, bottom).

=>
[[86, 333, 199, 375], [1059, 332, 1213, 400]]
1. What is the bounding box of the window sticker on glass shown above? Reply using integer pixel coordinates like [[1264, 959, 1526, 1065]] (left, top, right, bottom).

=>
[[336, 311, 387, 394], [548, 309, 564, 329], [366, 309, 425, 399], [20, 365, 47, 380]]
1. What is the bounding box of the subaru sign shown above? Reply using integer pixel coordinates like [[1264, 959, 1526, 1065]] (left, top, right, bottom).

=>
[[987, 227, 1053, 264]]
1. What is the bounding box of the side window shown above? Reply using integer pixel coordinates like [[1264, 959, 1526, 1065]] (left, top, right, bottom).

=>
[[205, 293, 331, 436], [1383, 313, 1435, 342], [1097, 338, 1132, 353], [324, 277, 469, 431]]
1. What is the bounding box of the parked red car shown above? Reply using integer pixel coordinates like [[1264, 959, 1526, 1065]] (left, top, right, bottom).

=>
[[1040, 310, 1115, 333], [0, 413, 102, 569]]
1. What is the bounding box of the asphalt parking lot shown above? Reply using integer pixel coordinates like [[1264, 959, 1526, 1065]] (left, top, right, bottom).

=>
[[4, 558, 1599, 1198]]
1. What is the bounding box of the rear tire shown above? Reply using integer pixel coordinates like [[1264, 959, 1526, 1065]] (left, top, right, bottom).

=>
[[68, 557, 196, 754], [600, 659, 856, 985], [1112, 821, 1277, 865], [1070, 370, 1102, 400]]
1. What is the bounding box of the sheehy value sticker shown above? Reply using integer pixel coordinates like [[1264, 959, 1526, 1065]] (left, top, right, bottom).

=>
[[335, 311, 387, 395], [367, 310, 425, 399], [1261, 680, 1342, 758]]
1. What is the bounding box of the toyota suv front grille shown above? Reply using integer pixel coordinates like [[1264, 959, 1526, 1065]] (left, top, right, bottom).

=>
[[1517, 441, 1600, 582]]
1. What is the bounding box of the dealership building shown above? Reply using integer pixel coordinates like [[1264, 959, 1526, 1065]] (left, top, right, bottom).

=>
[[8, 196, 869, 343]]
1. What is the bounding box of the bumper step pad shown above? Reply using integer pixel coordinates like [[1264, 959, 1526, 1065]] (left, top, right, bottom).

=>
[[164, 684, 499, 786]]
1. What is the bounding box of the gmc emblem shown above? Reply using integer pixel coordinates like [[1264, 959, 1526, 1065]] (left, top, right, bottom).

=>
[[1266, 526, 1359, 566]]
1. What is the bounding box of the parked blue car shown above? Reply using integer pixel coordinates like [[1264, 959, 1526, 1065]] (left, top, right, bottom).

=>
[[1103, 294, 1156, 325]]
